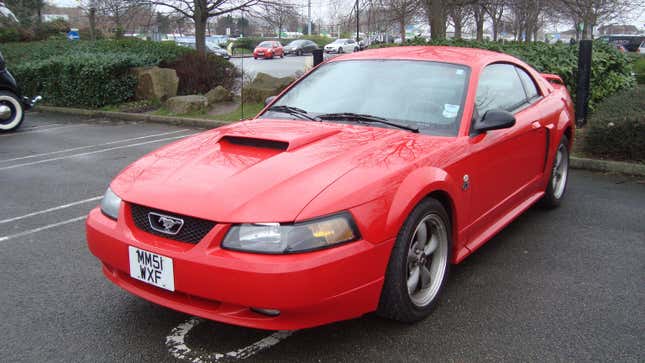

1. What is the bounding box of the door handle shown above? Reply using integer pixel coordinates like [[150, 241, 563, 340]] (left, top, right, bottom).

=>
[[531, 121, 542, 129]]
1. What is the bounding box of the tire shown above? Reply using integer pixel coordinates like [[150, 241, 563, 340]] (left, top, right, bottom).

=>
[[338, 47, 344, 54], [377, 198, 452, 323], [354, 47, 359, 52], [540, 135, 570, 208], [296, 49, 302, 56], [0, 90, 25, 133]]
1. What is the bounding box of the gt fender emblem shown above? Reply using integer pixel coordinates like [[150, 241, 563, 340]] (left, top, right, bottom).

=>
[[462, 174, 470, 190]]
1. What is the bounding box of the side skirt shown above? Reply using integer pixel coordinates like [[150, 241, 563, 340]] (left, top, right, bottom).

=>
[[454, 191, 545, 263]]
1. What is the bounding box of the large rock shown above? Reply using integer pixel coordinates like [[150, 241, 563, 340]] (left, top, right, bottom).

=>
[[242, 72, 295, 103], [132, 67, 179, 101], [165, 95, 208, 114], [205, 86, 233, 104]]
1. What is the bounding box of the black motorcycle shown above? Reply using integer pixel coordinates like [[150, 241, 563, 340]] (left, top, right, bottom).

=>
[[0, 50, 41, 132]]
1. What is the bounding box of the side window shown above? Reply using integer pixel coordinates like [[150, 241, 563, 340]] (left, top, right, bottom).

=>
[[475, 63, 528, 116], [516, 67, 540, 101]]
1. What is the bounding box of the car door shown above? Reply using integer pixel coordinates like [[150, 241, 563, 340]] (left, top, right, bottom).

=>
[[465, 63, 549, 247]]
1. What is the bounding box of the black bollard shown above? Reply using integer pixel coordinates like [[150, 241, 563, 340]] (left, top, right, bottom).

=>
[[312, 49, 323, 67], [575, 40, 592, 127]]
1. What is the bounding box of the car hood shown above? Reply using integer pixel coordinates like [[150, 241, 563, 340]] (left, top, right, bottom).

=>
[[111, 119, 453, 223]]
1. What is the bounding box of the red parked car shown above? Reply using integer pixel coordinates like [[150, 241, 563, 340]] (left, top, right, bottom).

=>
[[253, 41, 284, 59], [87, 46, 574, 330]]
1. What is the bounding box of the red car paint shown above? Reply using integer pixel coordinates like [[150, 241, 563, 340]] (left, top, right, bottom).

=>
[[86, 46, 574, 330], [253, 41, 284, 59]]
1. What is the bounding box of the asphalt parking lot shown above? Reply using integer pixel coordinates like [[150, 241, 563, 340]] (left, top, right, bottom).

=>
[[1, 112, 644, 362]]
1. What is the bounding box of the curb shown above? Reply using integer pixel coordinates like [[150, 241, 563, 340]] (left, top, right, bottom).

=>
[[36, 106, 228, 129], [570, 156, 645, 176]]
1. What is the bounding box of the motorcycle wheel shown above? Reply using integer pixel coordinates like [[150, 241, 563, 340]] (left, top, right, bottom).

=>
[[0, 90, 25, 133]]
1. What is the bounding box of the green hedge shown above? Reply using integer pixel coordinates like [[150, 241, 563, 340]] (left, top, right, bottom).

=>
[[1, 39, 193, 108], [372, 39, 635, 110], [583, 85, 644, 162]]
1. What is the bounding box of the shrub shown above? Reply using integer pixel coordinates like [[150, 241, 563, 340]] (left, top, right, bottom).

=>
[[163, 52, 238, 95], [12, 53, 153, 108], [371, 39, 635, 110], [1, 39, 194, 107], [583, 85, 644, 162]]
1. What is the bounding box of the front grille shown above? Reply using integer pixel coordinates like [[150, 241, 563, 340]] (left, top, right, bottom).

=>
[[130, 204, 216, 244]]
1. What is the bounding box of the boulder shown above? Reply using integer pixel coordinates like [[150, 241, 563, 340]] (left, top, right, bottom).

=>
[[165, 95, 208, 114], [205, 86, 233, 104], [242, 72, 295, 103], [132, 67, 179, 101]]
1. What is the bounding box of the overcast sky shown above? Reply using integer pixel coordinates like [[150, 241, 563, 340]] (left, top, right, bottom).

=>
[[49, 0, 645, 30]]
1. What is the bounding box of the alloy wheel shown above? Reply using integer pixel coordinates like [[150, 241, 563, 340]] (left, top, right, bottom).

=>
[[406, 214, 449, 307]]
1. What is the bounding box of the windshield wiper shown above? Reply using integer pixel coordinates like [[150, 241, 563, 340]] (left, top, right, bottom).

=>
[[317, 112, 419, 133], [268, 105, 320, 121]]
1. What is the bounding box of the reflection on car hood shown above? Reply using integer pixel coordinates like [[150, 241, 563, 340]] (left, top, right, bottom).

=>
[[111, 119, 454, 223]]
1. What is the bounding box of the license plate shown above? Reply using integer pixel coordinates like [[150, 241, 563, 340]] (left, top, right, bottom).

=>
[[258, 52, 264, 55], [128, 246, 175, 291]]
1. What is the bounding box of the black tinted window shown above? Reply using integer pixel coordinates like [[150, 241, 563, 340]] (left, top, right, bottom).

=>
[[516, 67, 540, 100], [476, 63, 527, 114]]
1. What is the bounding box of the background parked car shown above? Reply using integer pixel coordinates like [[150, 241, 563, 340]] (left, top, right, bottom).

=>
[[324, 39, 359, 54], [175, 40, 230, 59], [253, 41, 284, 59], [284, 39, 319, 56], [639, 41, 645, 54]]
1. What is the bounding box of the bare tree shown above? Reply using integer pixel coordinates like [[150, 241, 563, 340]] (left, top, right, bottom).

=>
[[469, 2, 485, 40], [482, 0, 505, 40], [447, 3, 471, 39], [381, 0, 419, 42], [151, 0, 274, 56], [257, 2, 298, 39], [551, 0, 640, 40]]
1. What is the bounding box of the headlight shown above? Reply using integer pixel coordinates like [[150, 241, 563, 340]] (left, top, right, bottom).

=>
[[222, 212, 360, 254], [100, 187, 122, 220]]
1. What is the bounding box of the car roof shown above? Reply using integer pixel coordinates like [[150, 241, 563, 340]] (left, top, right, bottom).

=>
[[329, 46, 518, 68]]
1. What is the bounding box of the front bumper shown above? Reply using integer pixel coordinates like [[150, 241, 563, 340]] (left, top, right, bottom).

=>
[[86, 205, 392, 330]]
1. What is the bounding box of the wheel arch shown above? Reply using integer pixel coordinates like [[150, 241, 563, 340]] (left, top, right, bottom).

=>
[[385, 167, 461, 253]]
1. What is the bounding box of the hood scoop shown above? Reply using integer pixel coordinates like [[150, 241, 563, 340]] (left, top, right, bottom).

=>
[[220, 135, 289, 151], [218, 123, 341, 151]]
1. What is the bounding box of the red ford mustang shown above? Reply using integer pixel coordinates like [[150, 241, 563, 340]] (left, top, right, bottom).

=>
[[87, 46, 574, 330]]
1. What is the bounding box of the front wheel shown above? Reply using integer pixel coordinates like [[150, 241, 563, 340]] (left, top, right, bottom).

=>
[[0, 90, 25, 133], [377, 198, 451, 323], [540, 135, 570, 208]]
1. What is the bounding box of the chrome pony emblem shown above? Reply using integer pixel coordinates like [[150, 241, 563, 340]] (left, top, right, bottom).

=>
[[148, 212, 184, 235]]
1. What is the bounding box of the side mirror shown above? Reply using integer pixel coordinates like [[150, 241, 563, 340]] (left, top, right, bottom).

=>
[[473, 109, 516, 133], [264, 96, 276, 106]]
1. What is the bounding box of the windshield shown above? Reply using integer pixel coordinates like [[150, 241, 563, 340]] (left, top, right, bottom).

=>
[[332, 39, 345, 44], [258, 41, 273, 48], [288, 40, 303, 46], [263, 60, 470, 136]]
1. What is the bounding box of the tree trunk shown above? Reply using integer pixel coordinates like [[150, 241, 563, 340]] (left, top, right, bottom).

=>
[[492, 21, 498, 41], [400, 17, 406, 42], [194, 0, 208, 56], [454, 19, 462, 39], [89, 7, 97, 41], [473, 6, 484, 41], [429, 0, 446, 40]]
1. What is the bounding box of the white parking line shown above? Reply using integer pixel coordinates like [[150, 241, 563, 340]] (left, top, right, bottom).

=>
[[0, 196, 102, 224], [0, 134, 195, 171], [0, 124, 85, 137], [0, 129, 190, 163], [0, 215, 86, 242]]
